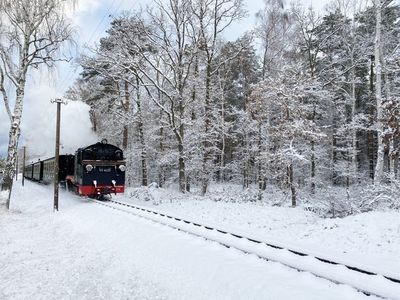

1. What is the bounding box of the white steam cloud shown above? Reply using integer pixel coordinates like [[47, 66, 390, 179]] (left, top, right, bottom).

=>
[[22, 84, 98, 162]]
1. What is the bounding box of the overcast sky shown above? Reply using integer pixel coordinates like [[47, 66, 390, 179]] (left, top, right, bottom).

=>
[[0, 0, 329, 158]]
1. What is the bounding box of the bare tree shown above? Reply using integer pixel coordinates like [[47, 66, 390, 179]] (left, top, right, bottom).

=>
[[141, 0, 198, 193], [0, 0, 74, 208], [96, 3, 198, 193], [255, 0, 291, 199], [256, 0, 291, 79], [291, 3, 323, 194], [192, 0, 246, 195]]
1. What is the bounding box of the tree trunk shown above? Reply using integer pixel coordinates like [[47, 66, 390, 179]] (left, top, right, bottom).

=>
[[310, 105, 316, 193], [156, 69, 165, 188], [122, 81, 130, 150], [122, 126, 128, 150], [186, 176, 190, 192], [346, 148, 351, 202], [374, 0, 384, 183], [388, 138, 395, 179], [158, 120, 165, 188], [2, 88, 25, 208], [243, 130, 250, 189], [177, 94, 185, 193], [219, 86, 226, 183], [368, 55, 376, 181], [393, 138, 399, 180], [257, 121, 263, 201], [138, 117, 147, 186], [201, 61, 212, 196], [136, 80, 147, 186], [90, 109, 97, 132], [177, 83, 186, 193], [178, 137, 185, 193], [350, 53, 358, 181], [332, 133, 338, 185], [288, 163, 296, 207]]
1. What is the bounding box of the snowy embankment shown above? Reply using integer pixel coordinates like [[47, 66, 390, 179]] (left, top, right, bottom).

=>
[[123, 185, 400, 280], [0, 180, 396, 299], [103, 199, 400, 299]]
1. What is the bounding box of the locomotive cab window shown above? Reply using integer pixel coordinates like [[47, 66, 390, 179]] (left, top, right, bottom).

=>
[[81, 144, 123, 161], [115, 150, 123, 160], [83, 149, 93, 160]]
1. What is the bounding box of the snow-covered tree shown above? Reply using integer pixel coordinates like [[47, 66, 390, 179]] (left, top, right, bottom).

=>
[[192, 0, 246, 195], [0, 0, 74, 208], [251, 66, 325, 206], [64, 0, 400, 213]]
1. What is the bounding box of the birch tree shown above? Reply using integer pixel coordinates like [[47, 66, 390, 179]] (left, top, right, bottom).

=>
[[0, 0, 73, 208], [373, 0, 385, 183]]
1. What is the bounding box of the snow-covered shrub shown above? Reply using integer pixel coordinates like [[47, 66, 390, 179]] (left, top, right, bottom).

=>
[[129, 187, 154, 203], [357, 180, 400, 212], [203, 184, 255, 202], [300, 179, 400, 218], [299, 186, 353, 218]]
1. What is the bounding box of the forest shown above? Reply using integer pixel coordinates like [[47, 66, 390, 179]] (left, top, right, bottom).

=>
[[64, 0, 400, 215]]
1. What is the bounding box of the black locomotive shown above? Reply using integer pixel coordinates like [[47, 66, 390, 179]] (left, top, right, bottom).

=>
[[24, 140, 125, 198]]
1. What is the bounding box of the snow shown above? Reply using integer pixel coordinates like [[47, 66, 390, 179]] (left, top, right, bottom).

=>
[[102, 199, 400, 299], [124, 185, 400, 280], [1, 180, 398, 299]]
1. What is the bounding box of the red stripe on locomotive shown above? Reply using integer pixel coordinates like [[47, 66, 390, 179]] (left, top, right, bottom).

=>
[[78, 185, 125, 196]]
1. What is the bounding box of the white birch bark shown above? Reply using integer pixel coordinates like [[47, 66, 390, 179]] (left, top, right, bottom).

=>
[[0, 68, 12, 121], [3, 88, 25, 208], [374, 0, 385, 183]]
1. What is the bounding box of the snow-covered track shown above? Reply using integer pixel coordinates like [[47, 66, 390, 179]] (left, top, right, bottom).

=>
[[94, 199, 400, 299]]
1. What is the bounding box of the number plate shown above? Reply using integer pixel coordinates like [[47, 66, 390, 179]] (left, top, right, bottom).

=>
[[98, 167, 112, 172]]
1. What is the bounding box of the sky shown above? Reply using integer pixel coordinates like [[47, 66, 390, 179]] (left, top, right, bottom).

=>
[[0, 0, 329, 159]]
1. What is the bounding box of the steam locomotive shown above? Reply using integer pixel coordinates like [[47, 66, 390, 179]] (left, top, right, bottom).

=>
[[24, 140, 125, 198]]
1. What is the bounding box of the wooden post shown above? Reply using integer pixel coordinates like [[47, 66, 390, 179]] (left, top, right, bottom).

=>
[[51, 98, 66, 211], [22, 146, 25, 186], [15, 149, 18, 181]]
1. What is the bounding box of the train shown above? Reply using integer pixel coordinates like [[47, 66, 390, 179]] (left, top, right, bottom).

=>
[[24, 139, 125, 198]]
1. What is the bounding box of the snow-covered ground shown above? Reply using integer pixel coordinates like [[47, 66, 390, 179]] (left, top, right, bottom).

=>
[[125, 185, 400, 279], [0, 180, 398, 299]]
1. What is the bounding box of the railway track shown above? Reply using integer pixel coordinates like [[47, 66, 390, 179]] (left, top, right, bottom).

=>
[[93, 198, 400, 299]]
